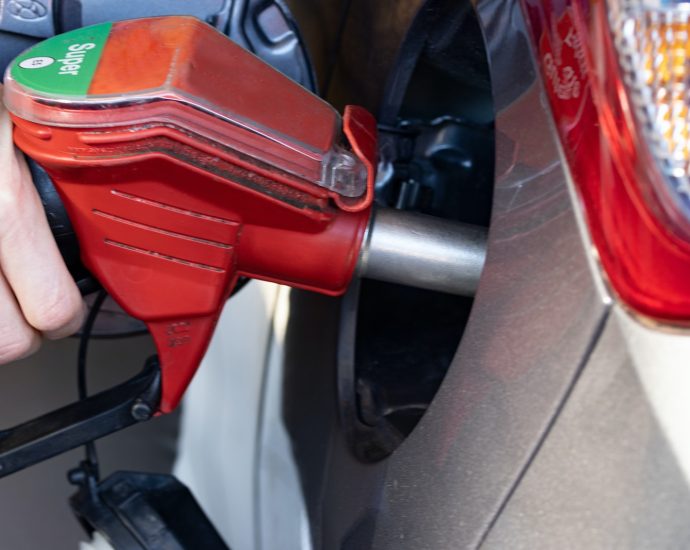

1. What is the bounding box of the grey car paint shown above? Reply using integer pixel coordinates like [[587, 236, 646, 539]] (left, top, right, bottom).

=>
[[367, 0, 611, 547], [361, 1, 690, 548], [482, 305, 690, 550]]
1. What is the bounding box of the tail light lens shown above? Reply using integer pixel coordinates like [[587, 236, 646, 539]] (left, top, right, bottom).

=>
[[609, 0, 690, 235], [521, 0, 690, 323]]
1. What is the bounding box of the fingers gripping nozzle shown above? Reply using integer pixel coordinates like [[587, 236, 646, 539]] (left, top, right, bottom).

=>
[[7, 17, 376, 413], [7, 16, 486, 416]]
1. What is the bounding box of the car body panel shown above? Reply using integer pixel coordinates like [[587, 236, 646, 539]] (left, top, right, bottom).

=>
[[482, 305, 690, 549], [364, 1, 609, 547]]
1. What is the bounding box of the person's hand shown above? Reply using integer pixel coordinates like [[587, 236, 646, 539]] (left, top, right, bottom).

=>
[[0, 88, 85, 363]]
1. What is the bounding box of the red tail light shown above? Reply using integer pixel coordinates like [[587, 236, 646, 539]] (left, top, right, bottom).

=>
[[521, 0, 690, 323]]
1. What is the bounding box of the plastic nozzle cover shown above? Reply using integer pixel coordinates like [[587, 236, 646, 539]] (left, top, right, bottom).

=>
[[4, 16, 367, 198]]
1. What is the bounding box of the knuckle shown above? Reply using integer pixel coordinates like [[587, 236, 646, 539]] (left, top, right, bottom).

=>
[[28, 291, 83, 335], [0, 331, 38, 363]]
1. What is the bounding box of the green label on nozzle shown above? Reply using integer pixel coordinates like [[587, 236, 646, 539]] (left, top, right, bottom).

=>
[[11, 22, 112, 96]]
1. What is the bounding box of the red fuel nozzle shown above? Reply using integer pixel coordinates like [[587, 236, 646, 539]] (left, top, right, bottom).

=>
[[5, 16, 376, 413]]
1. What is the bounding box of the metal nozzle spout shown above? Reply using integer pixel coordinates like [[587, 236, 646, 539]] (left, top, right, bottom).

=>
[[358, 208, 487, 296]]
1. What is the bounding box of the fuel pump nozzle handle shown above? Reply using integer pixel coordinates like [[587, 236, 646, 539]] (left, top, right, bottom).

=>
[[0, 16, 487, 480]]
